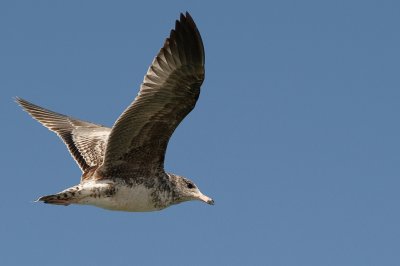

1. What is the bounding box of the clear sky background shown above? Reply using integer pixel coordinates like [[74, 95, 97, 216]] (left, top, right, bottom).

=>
[[1, 0, 399, 265]]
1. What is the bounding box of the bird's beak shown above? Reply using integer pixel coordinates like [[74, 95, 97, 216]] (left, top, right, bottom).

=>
[[198, 193, 214, 205]]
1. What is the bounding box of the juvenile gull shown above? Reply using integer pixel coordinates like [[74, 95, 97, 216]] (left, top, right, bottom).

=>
[[16, 12, 214, 212]]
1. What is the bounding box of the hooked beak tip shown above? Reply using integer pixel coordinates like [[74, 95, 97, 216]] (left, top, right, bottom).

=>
[[199, 195, 214, 205], [207, 198, 215, 205]]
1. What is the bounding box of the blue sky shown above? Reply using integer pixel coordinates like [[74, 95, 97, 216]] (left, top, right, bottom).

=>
[[1, 0, 400, 265]]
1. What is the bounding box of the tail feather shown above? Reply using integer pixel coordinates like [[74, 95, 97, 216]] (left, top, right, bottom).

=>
[[37, 194, 72, 206]]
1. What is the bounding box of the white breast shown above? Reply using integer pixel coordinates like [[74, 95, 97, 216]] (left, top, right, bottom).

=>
[[77, 182, 162, 212]]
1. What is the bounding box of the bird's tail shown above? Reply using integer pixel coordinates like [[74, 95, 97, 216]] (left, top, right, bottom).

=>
[[36, 186, 81, 206], [37, 194, 71, 206]]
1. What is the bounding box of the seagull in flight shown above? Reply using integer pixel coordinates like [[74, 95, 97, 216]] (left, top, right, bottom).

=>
[[16, 12, 214, 212]]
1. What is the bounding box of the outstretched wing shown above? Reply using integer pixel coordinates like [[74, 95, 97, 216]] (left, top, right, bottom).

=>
[[100, 12, 205, 174], [16, 97, 111, 172]]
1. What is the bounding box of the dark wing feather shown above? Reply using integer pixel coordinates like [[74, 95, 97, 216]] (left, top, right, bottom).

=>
[[16, 97, 111, 172], [100, 12, 205, 174]]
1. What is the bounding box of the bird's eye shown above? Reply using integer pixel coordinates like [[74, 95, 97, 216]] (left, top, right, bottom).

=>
[[187, 183, 195, 189]]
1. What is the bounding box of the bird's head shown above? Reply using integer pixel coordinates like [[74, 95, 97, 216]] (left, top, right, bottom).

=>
[[171, 174, 214, 206]]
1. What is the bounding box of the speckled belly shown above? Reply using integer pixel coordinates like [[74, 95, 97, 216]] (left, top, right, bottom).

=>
[[82, 185, 161, 212]]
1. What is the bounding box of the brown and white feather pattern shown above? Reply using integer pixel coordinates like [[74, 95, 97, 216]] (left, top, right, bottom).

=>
[[100, 12, 205, 175], [16, 97, 110, 172], [16, 12, 214, 212]]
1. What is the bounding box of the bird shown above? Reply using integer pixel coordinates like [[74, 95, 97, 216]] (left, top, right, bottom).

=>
[[16, 12, 214, 212]]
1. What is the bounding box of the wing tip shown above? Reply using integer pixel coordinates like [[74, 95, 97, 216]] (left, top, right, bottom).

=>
[[15, 96, 37, 114], [177, 11, 198, 32], [181, 11, 195, 26], [14, 96, 25, 106], [171, 11, 205, 66]]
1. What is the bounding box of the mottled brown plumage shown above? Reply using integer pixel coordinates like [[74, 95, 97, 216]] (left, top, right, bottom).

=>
[[16, 12, 213, 212], [100, 12, 205, 175], [16, 98, 110, 172]]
